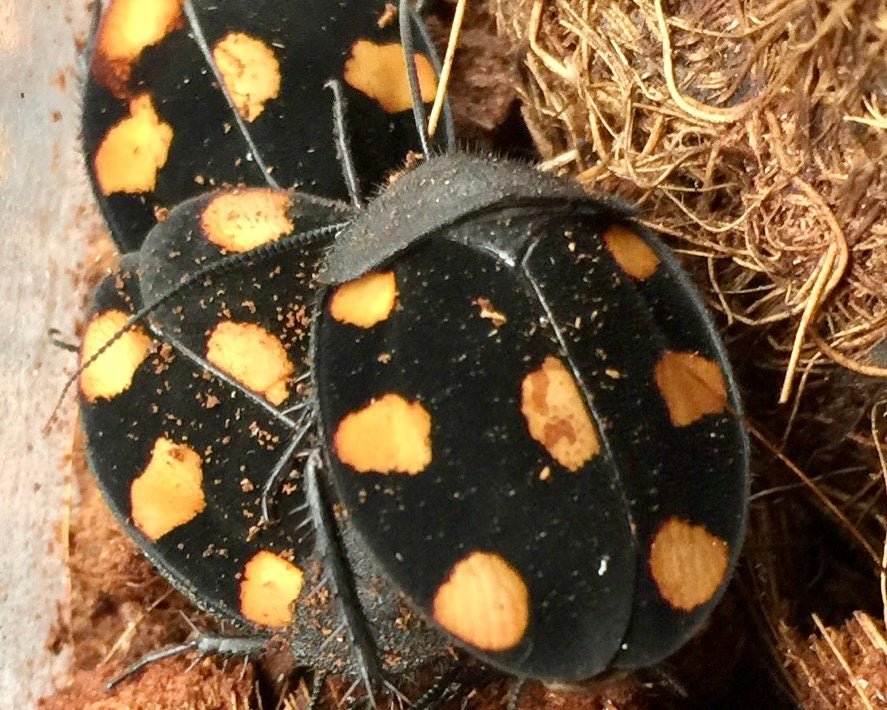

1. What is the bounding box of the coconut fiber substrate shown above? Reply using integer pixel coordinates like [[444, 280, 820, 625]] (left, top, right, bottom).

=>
[[42, 0, 887, 707]]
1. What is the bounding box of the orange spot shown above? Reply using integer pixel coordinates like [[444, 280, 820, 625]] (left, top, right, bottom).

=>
[[334, 394, 431, 474], [94, 94, 173, 195], [206, 321, 293, 405], [239, 551, 305, 628], [654, 351, 727, 427], [520, 356, 600, 471], [433, 552, 529, 651], [212, 32, 281, 122], [80, 309, 152, 403], [130, 438, 206, 541], [93, 0, 182, 96], [329, 271, 398, 328], [649, 517, 729, 611], [200, 189, 293, 252], [602, 225, 660, 280], [343, 40, 437, 113]]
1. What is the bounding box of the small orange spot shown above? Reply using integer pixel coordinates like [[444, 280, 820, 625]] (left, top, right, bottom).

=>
[[239, 550, 305, 628], [649, 517, 729, 611], [200, 189, 293, 252], [130, 438, 206, 541], [93, 0, 182, 96], [212, 32, 281, 121], [334, 394, 431, 474], [206, 321, 293, 405], [654, 351, 728, 427], [80, 309, 152, 402], [520, 356, 600, 471], [602, 225, 660, 280], [433, 552, 529, 652], [329, 272, 398, 328], [94, 94, 173, 195], [343, 40, 437, 113]]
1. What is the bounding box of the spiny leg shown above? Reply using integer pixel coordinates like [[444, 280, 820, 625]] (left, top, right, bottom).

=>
[[409, 667, 464, 710], [105, 634, 268, 691], [260, 407, 317, 525], [324, 79, 364, 208], [305, 449, 384, 705]]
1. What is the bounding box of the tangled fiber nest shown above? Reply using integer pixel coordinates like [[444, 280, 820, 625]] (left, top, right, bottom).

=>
[[496, 0, 887, 381], [494, 0, 887, 705]]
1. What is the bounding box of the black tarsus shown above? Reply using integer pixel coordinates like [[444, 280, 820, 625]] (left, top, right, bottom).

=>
[[307, 670, 328, 710], [260, 407, 316, 525], [48, 328, 79, 352], [304, 449, 384, 705], [506, 678, 526, 710], [105, 633, 267, 691], [325, 79, 365, 208], [409, 667, 464, 709]]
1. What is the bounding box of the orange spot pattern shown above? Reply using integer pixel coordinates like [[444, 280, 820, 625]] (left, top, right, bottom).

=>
[[433, 552, 530, 651], [239, 551, 305, 628], [80, 309, 152, 402], [343, 40, 437, 113], [200, 189, 294, 252], [602, 225, 660, 280], [94, 94, 173, 195], [649, 517, 729, 611], [329, 271, 398, 328], [206, 321, 294, 405], [130, 438, 206, 541], [520, 356, 600, 471], [334, 394, 432, 474], [654, 351, 728, 427]]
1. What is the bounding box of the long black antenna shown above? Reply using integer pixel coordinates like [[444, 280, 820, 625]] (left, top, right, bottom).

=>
[[407, 1, 455, 148], [325, 79, 365, 207], [399, 0, 432, 155], [46, 221, 346, 430]]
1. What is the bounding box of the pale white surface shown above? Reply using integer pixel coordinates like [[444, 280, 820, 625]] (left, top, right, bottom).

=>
[[0, 0, 94, 705]]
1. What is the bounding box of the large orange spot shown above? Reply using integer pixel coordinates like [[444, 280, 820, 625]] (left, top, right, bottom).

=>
[[93, 0, 182, 96], [94, 94, 173, 195], [343, 40, 437, 114], [334, 394, 431, 474], [206, 321, 293, 405], [200, 189, 293, 252], [649, 517, 729, 611], [329, 272, 398, 328], [654, 351, 728, 427], [433, 552, 529, 652], [239, 551, 305, 628], [602, 225, 660, 280], [520, 356, 600, 471], [212, 32, 281, 122], [130, 438, 206, 541], [80, 309, 152, 403]]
